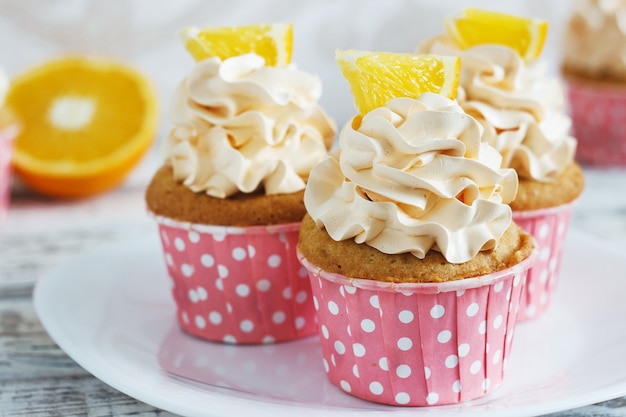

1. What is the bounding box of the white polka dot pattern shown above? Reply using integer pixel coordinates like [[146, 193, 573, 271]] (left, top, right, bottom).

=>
[[299, 253, 534, 406], [0, 130, 16, 225], [155, 219, 316, 344], [513, 202, 574, 321]]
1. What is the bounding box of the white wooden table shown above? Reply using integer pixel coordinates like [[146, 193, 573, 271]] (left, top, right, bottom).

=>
[[1, 150, 626, 417]]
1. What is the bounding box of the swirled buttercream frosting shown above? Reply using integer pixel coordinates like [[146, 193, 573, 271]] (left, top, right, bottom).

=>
[[420, 35, 576, 182], [304, 93, 517, 264], [162, 53, 336, 198], [564, 0, 626, 81]]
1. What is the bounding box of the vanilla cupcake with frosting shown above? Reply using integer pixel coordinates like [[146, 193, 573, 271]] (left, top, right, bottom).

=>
[[146, 27, 336, 344], [563, 0, 626, 166], [302, 94, 525, 272], [419, 9, 584, 320], [299, 85, 535, 405]]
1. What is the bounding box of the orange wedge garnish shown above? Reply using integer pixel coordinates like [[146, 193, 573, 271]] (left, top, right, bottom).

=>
[[336, 49, 460, 115], [444, 8, 548, 62], [180, 23, 293, 66]]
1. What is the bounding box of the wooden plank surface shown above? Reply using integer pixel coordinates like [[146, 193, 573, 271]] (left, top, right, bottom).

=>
[[0, 159, 178, 416], [0, 269, 176, 417]]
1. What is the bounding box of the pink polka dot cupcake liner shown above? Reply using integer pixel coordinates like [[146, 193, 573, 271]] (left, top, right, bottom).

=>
[[0, 124, 17, 226], [512, 201, 575, 321], [298, 251, 536, 406], [152, 215, 317, 344], [566, 79, 626, 166]]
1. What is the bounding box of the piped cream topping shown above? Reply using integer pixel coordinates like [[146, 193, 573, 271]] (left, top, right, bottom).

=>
[[162, 53, 336, 198], [420, 35, 576, 182], [304, 93, 517, 264], [564, 0, 626, 80]]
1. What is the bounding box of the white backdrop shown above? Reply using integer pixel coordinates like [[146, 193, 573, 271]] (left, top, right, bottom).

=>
[[0, 0, 572, 146]]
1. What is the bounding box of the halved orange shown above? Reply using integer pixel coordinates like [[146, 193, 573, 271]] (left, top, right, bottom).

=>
[[444, 8, 548, 62], [6, 56, 158, 199], [180, 23, 293, 66], [336, 49, 461, 116]]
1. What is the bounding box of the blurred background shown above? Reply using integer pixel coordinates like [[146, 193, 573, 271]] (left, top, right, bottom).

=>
[[0, 0, 573, 147]]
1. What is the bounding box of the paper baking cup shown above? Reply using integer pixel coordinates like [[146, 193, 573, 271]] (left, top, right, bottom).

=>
[[566, 79, 626, 166], [513, 202, 575, 321], [298, 251, 536, 406], [0, 124, 17, 225], [152, 215, 317, 344]]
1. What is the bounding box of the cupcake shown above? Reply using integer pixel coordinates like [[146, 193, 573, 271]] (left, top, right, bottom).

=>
[[419, 9, 585, 321], [145, 24, 336, 344], [0, 67, 19, 226], [298, 50, 536, 406], [562, 0, 626, 166]]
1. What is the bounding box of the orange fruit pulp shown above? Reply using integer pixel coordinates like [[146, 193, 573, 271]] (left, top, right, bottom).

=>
[[6, 56, 158, 199]]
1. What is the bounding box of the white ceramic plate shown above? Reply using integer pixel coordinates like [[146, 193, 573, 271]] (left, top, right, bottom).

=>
[[34, 230, 626, 417]]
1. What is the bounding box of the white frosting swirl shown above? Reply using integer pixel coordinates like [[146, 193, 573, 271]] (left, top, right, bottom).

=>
[[304, 93, 517, 264], [162, 53, 336, 198], [564, 0, 626, 80], [420, 36, 576, 182]]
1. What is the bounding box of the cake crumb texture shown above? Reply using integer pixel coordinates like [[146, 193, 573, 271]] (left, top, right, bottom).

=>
[[511, 162, 585, 211], [298, 214, 534, 283], [145, 165, 306, 226], [562, 65, 626, 87]]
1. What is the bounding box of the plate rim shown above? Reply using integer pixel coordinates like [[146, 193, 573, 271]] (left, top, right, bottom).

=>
[[33, 229, 626, 417]]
